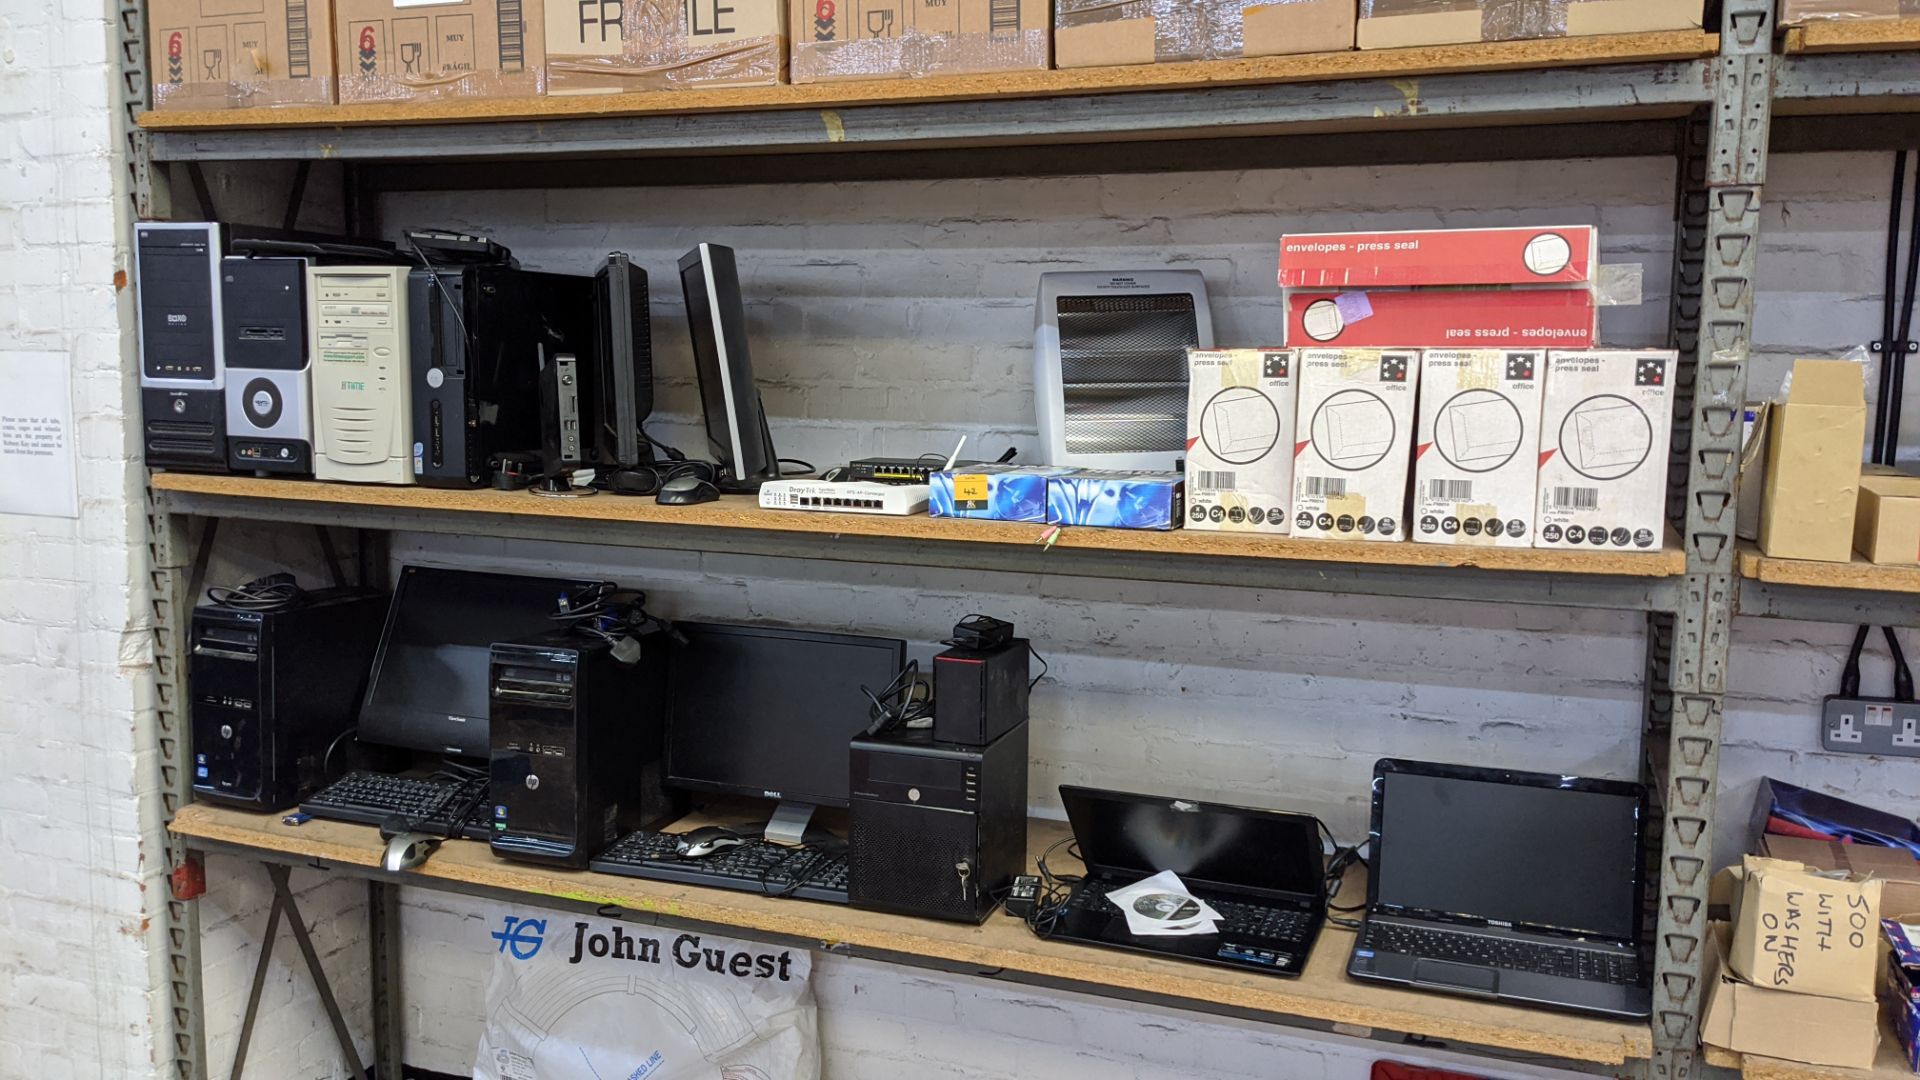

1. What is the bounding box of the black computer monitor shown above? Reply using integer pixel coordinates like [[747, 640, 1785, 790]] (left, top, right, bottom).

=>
[[667, 622, 905, 842], [679, 243, 781, 491], [359, 566, 605, 759], [592, 252, 653, 468]]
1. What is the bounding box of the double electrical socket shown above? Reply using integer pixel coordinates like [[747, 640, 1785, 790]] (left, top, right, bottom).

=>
[[1822, 696, 1920, 756]]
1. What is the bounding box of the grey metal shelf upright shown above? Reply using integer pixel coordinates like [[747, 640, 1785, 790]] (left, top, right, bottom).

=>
[[108, 0, 1920, 1077]]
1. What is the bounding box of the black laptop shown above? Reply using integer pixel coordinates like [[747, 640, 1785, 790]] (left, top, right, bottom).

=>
[[1051, 786, 1327, 977], [1347, 759, 1653, 1020]]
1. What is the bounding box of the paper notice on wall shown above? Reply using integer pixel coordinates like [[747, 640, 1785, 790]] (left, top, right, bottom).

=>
[[0, 352, 79, 519]]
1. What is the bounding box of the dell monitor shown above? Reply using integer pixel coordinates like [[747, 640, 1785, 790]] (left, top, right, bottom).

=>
[[592, 252, 654, 469], [359, 565, 605, 759], [679, 243, 781, 492], [667, 622, 905, 843]]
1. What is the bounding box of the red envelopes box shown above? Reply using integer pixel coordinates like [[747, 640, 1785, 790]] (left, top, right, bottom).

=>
[[1279, 226, 1598, 288], [1286, 288, 1597, 349]]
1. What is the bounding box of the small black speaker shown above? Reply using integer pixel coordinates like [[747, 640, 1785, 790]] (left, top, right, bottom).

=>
[[848, 719, 1028, 923], [932, 638, 1029, 746]]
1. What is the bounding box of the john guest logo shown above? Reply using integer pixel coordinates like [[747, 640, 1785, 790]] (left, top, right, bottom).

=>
[[491, 915, 547, 960], [566, 922, 797, 980]]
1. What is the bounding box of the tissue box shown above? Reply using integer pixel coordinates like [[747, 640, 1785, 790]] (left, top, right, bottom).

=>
[[929, 465, 1071, 522], [1046, 471, 1184, 531]]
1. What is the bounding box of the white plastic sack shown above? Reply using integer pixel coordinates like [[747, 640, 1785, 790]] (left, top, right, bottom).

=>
[[472, 910, 819, 1080]]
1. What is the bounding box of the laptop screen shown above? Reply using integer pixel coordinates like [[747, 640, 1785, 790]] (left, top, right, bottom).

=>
[[1370, 762, 1644, 940], [1061, 786, 1324, 899]]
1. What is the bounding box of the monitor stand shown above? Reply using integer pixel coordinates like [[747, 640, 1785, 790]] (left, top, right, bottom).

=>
[[717, 397, 784, 495], [764, 801, 816, 847]]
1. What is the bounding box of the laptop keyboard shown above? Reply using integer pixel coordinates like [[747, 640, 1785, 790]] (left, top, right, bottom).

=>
[[1363, 921, 1642, 985], [1074, 881, 1314, 943]]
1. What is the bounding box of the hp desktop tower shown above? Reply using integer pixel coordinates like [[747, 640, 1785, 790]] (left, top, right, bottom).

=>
[[189, 589, 389, 810], [848, 719, 1029, 923], [137, 222, 229, 471], [488, 630, 682, 867], [222, 257, 313, 474], [409, 266, 596, 487], [310, 265, 414, 484]]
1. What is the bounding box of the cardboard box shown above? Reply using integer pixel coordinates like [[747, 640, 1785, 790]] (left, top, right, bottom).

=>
[[546, 0, 786, 94], [1279, 226, 1599, 289], [1857, 465, 1920, 565], [1056, 0, 1354, 69], [929, 465, 1071, 522], [1357, 0, 1704, 49], [1781, 0, 1920, 25], [1185, 349, 1297, 534], [1895, 993, 1920, 1073], [1714, 855, 1883, 1001], [1046, 471, 1185, 530], [1291, 349, 1420, 542], [1762, 835, 1920, 921], [791, 0, 1049, 83], [1736, 400, 1771, 543], [1285, 288, 1597, 349], [150, 0, 337, 110], [1701, 921, 1881, 1070], [1886, 917, 1920, 1003], [1759, 359, 1868, 563], [1535, 350, 1674, 551], [335, 0, 543, 103], [1412, 349, 1544, 547]]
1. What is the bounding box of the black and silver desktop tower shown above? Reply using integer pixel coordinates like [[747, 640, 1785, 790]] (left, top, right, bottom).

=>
[[488, 631, 683, 867], [138, 222, 229, 471], [189, 589, 389, 810], [222, 257, 313, 474], [847, 718, 1029, 923], [409, 266, 596, 487]]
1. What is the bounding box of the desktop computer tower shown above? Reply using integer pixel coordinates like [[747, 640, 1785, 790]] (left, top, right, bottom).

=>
[[137, 222, 229, 471], [223, 257, 313, 474], [189, 589, 389, 810], [848, 718, 1029, 923], [310, 265, 414, 484], [488, 631, 683, 867], [409, 266, 596, 487]]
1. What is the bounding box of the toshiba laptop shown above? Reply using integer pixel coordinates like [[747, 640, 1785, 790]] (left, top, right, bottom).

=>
[[1348, 760, 1652, 1020], [1052, 786, 1326, 977]]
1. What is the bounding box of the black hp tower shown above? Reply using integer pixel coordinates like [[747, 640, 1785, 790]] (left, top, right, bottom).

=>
[[489, 630, 682, 867], [848, 719, 1028, 923], [138, 222, 230, 471], [189, 589, 389, 809]]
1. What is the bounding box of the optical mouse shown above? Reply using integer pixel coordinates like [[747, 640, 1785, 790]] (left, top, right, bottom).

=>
[[656, 475, 718, 506], [676, 826, 748, 858], [381, 832, 440, 872]]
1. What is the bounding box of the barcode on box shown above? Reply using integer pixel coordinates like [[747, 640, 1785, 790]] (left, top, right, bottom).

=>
[[991, 0, 1020, 32], [1427, 479, 1473, 501], [1196, 470, 1236, 491], [1303, 476, 1347, 497], [1549, 486, 1599, 510]]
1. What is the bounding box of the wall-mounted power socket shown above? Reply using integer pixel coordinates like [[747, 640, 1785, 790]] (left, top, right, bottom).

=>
[[1821, 696, 1920, 756]]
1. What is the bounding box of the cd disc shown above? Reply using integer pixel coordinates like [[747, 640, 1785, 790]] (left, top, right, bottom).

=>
[[1131, 892, 1203, 923]]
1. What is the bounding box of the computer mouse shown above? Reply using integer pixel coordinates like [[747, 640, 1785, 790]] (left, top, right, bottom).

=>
[[381, 832, 440, 872], [656, 475, 719, 506], [676, 826, 748, 858]]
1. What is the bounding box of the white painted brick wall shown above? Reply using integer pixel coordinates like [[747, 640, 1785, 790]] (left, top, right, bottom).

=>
[[0, 0, 165, 1077]]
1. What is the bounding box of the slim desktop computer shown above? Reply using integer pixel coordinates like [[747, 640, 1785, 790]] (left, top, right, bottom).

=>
[[223, 256, 313, 474], [488, 630, 683, 867], [310, 265, 413, 485], [137, 222, 229, 471]]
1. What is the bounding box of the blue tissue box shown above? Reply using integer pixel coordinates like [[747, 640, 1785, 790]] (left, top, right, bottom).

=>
[[929, 466, 1071, 522], [1046, 471, 1185, 531]]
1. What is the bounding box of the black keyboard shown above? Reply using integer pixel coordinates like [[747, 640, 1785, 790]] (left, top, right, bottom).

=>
[[590, 830, 850, 905], [300, 771, 493, 841], [1362, 921, 1642, 985], [1072, 881, 1315, 944]]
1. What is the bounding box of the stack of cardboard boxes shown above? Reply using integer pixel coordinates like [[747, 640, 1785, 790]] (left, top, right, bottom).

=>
[[1780, 0, 1920, 24], [1356, 0, 1704, 49]]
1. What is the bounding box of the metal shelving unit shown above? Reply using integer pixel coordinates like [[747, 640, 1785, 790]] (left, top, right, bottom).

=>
[[106, 3, 1920, 1078]]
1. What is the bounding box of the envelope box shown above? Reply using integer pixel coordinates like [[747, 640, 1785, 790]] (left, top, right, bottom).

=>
[[1291, 349, 1420, 542], [1701, 921, 1881, 1070], [930, 465, 1073, 522], [1534, 350, 1675, 552], [1760, 359, 1868, 563], [1412, 349, 1544, 547], [1186, 349, 1297, 534], [150, 0, 337, 109], [1761, 834, 1920, 921], [335, 0, 544, 103], [1357, 0, 1704, 49], [1046, 471, 1185, 531], [1279, 226, 1599, 289], [1285, 288, 1596, 350], [1857, 465, 1920, 566]]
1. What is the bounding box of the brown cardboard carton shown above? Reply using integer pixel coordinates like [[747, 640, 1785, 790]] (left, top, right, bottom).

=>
[[1700, 921, 1881, 1069], [334, 0, 544, 103], [1781, 0, 1920, 24], [1055, 0, 1353, 69], [1355, 0, 1704, 50], [150, 0, 337, 110], [1759, 359, 1868, 563], [1716, 855, 1883, 1002], [546, 0, 786, 94], [791, 0, 1050, 83], [1856, 465, 1920, 566], [1761, 834, 1920, 920]]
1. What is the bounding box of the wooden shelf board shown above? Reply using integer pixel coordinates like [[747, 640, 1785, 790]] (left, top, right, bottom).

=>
[[1705, 1030, 1913, 1079], [170, 801, 1652, 1065], [1785, 18, 1920, 55], [149, 472, 1687, 579], [1736, 542, 1920, 596], [134, 31, 1717, 132]]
